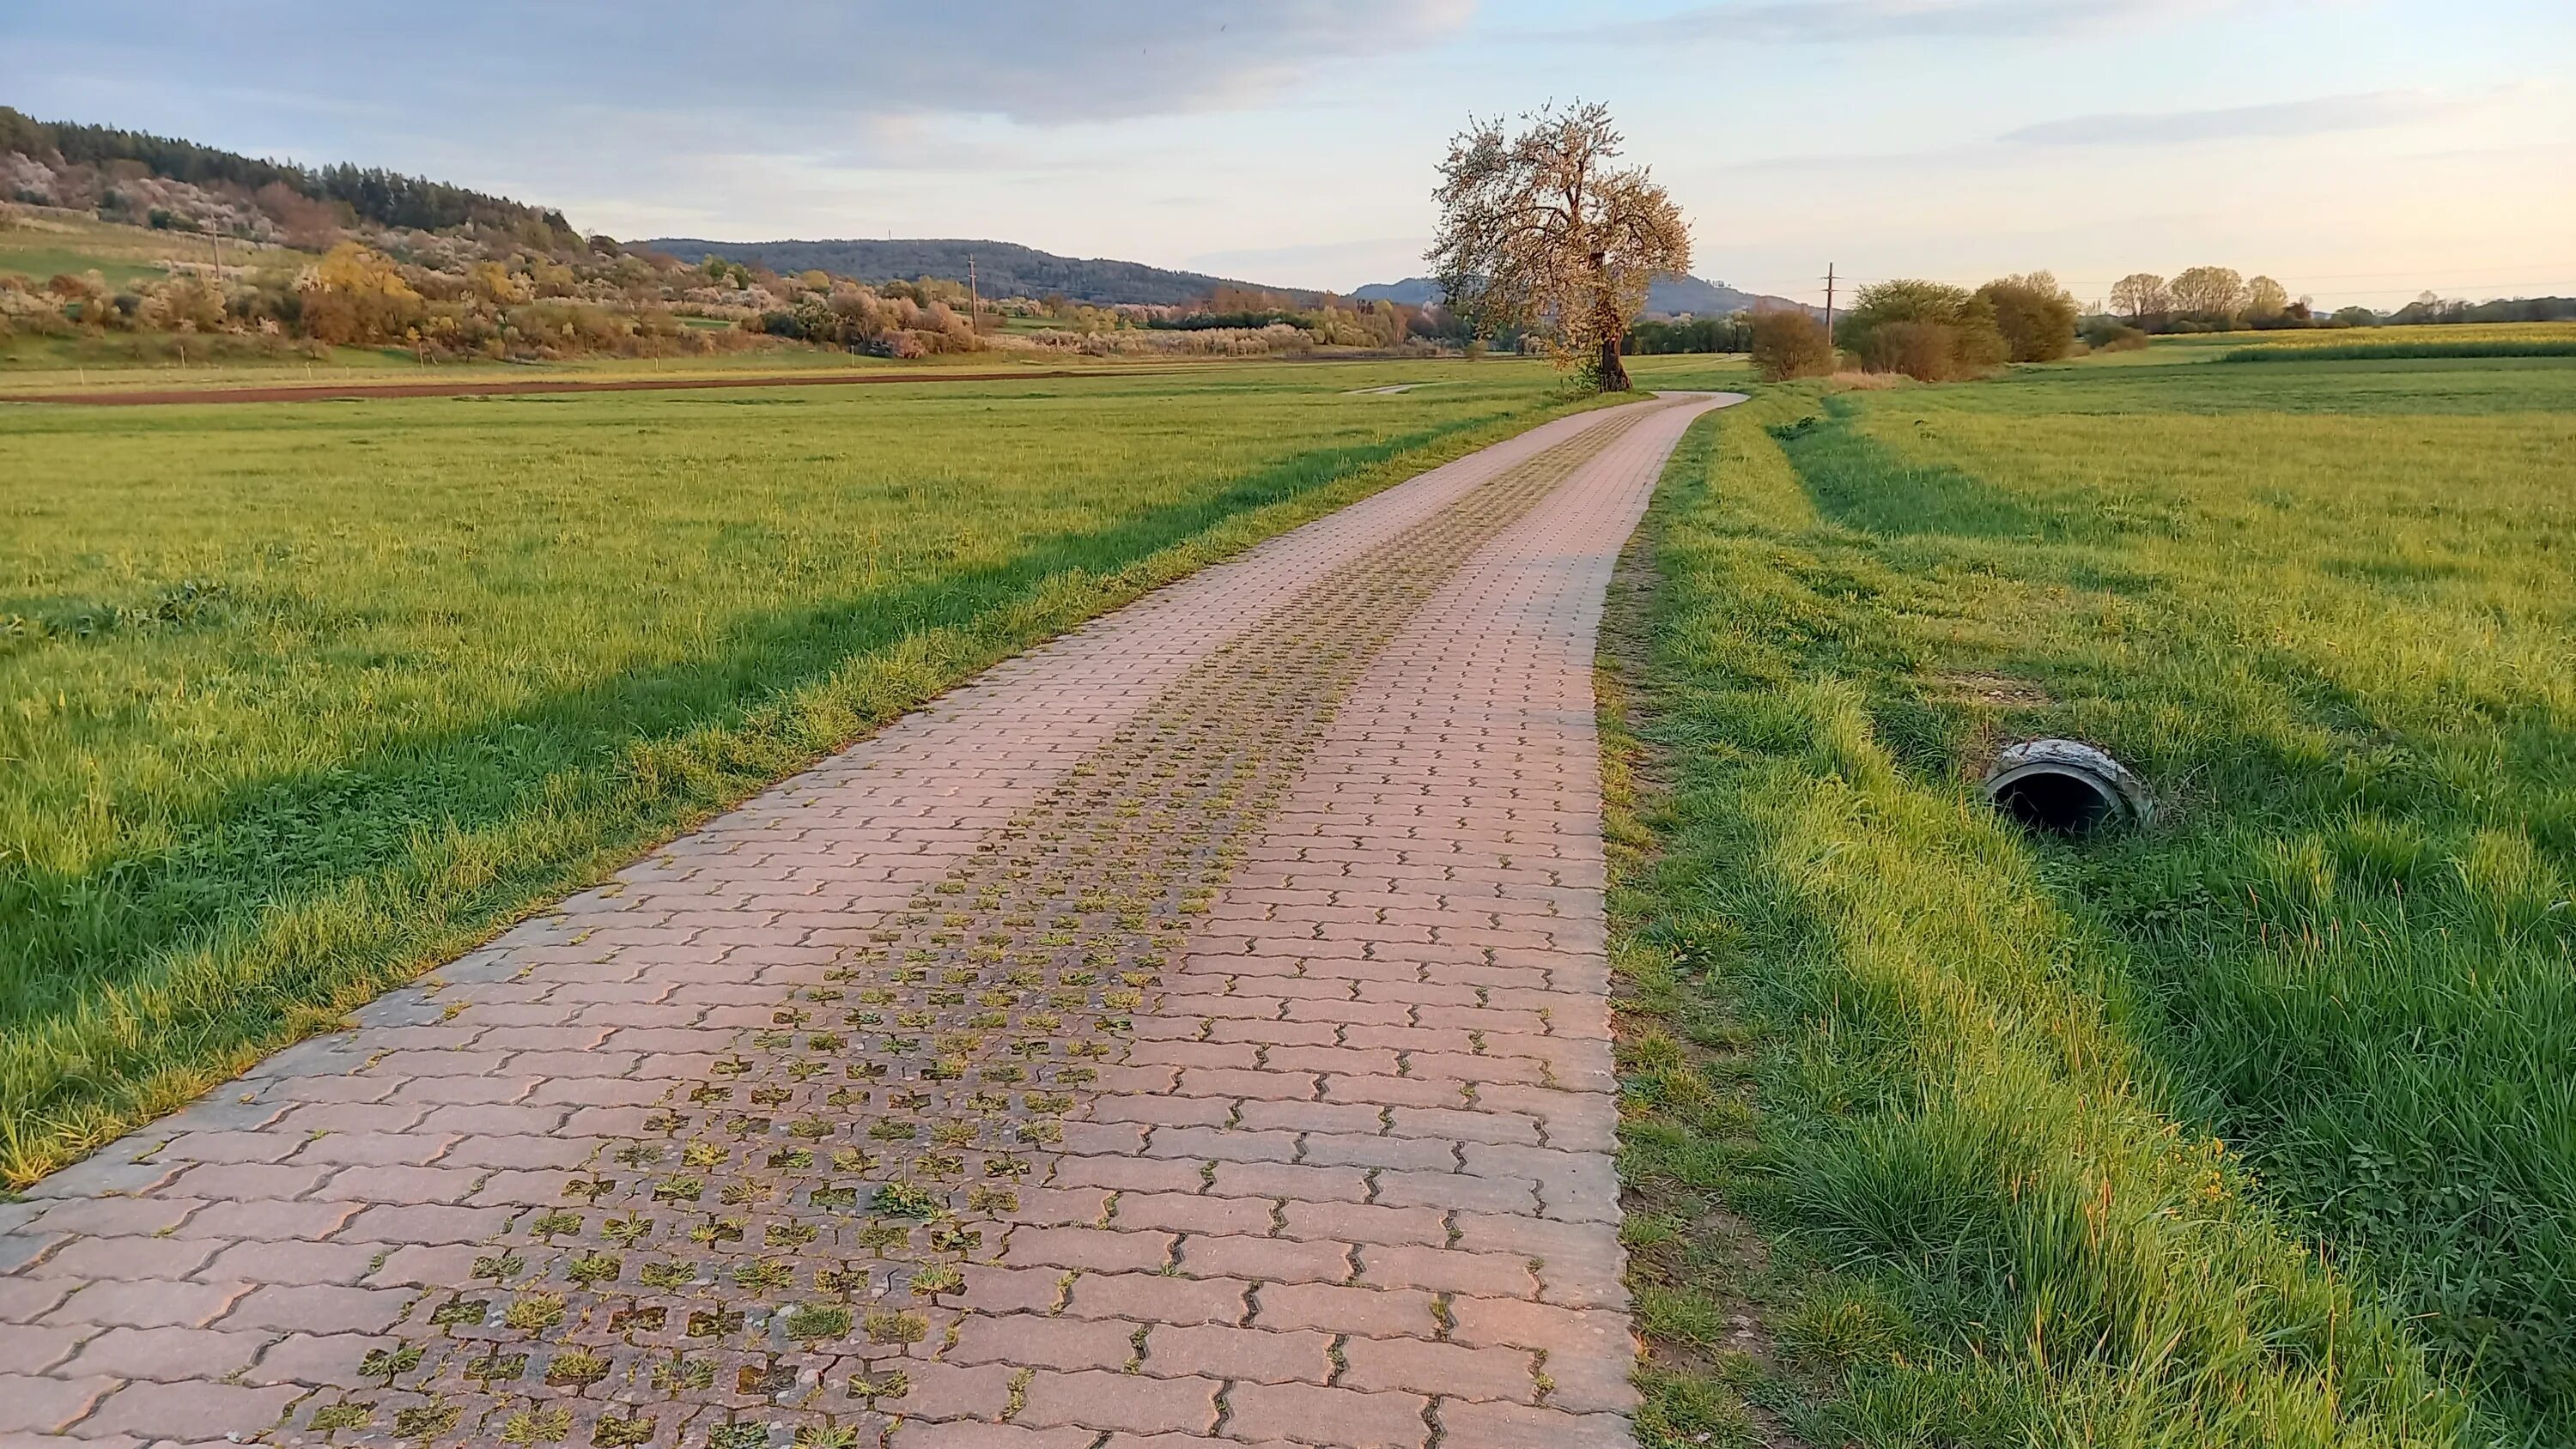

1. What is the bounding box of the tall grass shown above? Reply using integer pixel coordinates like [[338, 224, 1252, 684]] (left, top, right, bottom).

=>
[[0, 361, 1593, 1184], [1616, 354, 2576, 1444]]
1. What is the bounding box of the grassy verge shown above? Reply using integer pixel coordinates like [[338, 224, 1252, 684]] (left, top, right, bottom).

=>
[[0, 361, 1601, 1184], [1607, 357, 2576, 1443]]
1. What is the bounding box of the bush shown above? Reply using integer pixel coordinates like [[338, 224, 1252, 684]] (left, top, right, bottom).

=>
[[1838, 280, 2007, 380], [2080, 318, 2148, 351], [2165, 312, 2240, 335], [298, 243, 422, 344], [1748, 308, 1834, 380], [1861, 320, 1959, 380], [1974, 272, 2077, 361]]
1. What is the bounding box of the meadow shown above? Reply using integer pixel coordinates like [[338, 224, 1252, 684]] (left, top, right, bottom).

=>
[[0, 357, 1656, 1185], [1610, 350, 2574, 1445], [0, 331, 995, 394]]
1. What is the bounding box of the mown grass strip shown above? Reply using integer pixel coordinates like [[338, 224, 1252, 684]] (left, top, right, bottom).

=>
[[1608, 393, 2479, 1447]]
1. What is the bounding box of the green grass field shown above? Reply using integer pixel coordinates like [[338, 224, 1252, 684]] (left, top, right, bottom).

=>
[[1612, 349, 2574, 1445], [0, 357, 1656, 1185], [0, 333, 1042, 390]]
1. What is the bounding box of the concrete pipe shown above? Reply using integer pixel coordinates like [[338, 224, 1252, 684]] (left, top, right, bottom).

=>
[[1983, 738, 2153, 834]]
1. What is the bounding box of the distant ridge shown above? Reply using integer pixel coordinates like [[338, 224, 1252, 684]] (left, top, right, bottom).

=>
[[637, 237, 1323, 309], [1353, 274, 1818, 319]]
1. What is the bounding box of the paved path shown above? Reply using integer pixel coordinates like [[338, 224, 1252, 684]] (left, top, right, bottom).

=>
[[0, 391, 1741, 1448]]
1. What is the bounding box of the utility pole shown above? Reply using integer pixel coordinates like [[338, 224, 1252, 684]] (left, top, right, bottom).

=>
[[968, 254, 980, 335], [1823, 262, 1837, 339]]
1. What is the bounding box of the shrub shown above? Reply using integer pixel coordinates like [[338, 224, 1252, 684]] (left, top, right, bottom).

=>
[[1748, 308, 1834, 380], [1862, 320, 1960, 381], [1838, 280, 2007, 380], [297, 242, 422, 344], [2080, 318, 2148, 351], [1973, 272, 2078, 361]]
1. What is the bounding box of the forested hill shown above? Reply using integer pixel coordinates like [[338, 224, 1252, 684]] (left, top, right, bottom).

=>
[[640, 237, 1322, 308], [0, 106, 575, 239]]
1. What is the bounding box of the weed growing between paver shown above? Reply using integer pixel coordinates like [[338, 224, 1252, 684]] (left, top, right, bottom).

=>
[[1600, 368, 2575, 1444], [0, 363, 1635, 1185], [293, 406, 1674, 1445]]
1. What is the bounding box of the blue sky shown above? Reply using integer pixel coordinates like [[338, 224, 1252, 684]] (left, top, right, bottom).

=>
[[11, 0, 2572, 308]]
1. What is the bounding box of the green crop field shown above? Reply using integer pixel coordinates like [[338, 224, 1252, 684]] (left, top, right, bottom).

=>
[[1611, 349, 2576, 1445], [2148, 321, 2576, 351], [0, 357, 1658, 1185]]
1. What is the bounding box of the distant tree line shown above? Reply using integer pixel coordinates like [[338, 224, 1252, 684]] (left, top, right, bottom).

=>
[[2, 106, 576, 242], [1625, 315, 1752, 354], [2106, 266, 2576, 333], [2358, 291, 2576, 326], [1145, 285, 1457, 351], [1151, 308, 1307, 331]]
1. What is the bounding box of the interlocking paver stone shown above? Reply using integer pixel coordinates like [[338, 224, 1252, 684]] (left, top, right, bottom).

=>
[[1, 392, 1738, 1446]]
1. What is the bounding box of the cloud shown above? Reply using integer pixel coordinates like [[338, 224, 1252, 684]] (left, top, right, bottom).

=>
[[2002, 90, 2463, 146], [1565, 0, 2208, 45], [21, 1, 1478, 130]]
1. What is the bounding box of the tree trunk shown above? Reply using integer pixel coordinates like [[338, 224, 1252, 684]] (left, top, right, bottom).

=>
[[1595, 333, 1631, 391]]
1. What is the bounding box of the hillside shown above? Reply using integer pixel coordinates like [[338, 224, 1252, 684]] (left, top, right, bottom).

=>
[[641, 237, 1322, 309], [1353, 273, 1816, 318]]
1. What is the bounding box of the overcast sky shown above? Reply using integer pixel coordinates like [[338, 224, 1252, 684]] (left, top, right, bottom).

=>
[[13, 0, 2572, 307]]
